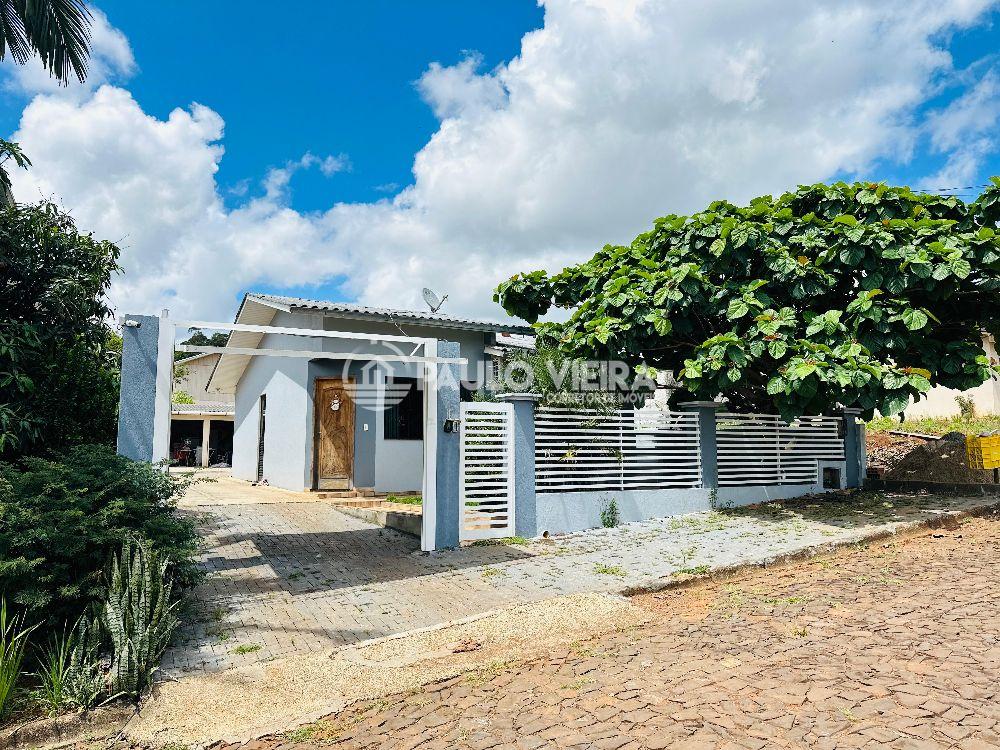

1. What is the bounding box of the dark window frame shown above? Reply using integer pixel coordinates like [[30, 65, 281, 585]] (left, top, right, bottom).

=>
[[384, 376, 423, 440]]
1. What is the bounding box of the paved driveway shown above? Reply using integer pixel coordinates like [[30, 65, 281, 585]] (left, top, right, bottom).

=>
[[222, 510, 1000, 750], [162, 478, 993, 674]]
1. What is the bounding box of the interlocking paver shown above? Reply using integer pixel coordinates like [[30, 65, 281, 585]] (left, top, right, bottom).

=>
[[162, 477, 996, 674], [204, 509, 1000, 750]]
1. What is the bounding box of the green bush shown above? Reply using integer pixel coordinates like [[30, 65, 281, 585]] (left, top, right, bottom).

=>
[[105, 538, 181, 697], [0, 445, 199, 629]]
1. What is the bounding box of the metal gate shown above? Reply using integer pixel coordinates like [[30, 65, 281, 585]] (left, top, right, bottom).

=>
[[459, 402, 515, 541]]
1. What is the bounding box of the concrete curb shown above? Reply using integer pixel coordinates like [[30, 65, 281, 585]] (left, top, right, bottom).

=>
[[868, 479, 1000, 495], [619, 498, 1000, 597]]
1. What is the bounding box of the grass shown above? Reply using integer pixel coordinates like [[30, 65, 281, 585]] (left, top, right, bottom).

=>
[[867, 413, 1000, 436], [232, 644, 262, 655], [560, 677, 594, 690], [466, 659, 516, 686], [386, 494, 422, 505], [594, 563, 626, 577], [472, 536, 530, 547]]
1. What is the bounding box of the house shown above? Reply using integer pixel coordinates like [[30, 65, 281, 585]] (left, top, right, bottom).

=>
[[204, 293, 534, 493], [170, 352, 235, 467]]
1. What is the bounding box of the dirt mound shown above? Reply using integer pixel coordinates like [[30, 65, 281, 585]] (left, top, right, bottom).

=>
[[886, 432, 994, 483], [866, 431, 926, 470]]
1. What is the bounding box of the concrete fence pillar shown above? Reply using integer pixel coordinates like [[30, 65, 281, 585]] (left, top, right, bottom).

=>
[[426, 340, 462, 551], [116, 310, 174, 464], [841, 407, 864, 488], [678, 401, 725, 490], [117, 314, 160, 462], [499, 393, 541, 539]]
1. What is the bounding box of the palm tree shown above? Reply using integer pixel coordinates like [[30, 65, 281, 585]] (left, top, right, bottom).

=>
[[0, 0, 93, 84], [0, 0, 93, 206]]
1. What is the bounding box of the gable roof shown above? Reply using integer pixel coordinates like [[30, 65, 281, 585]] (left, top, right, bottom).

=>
[[205, 293, 534, 393], [248, 293, 534, 335]]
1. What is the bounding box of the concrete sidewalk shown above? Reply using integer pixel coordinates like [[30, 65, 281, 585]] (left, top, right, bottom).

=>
[[162, 486, 995, 675]]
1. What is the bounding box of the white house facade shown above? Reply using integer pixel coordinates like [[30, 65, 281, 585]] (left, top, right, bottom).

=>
[[205, 293, 533, 493]]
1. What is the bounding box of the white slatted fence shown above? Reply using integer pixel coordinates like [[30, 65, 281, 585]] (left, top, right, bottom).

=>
[[716, 413, 844, 486], [459, 402, 515, 541], [535, 406, 701, 493]]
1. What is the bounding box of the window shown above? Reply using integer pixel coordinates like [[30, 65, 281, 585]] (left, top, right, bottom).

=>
[[384, 377, 423, 440]]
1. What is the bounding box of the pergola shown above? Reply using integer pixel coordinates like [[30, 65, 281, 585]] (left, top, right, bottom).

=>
[[117, 310, 467, 551]]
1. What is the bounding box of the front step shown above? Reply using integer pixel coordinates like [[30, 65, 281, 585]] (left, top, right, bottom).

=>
[[312, 487, 377, 500], [330, 501, 422, 537]]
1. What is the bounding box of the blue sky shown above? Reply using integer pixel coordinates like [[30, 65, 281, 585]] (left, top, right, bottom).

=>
[[0, 1, 542, 212], [4, 1, 1000, 321]]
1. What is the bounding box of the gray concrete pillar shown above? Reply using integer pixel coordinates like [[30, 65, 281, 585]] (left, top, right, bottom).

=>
[[679, 401, 724, 489], [841, 407, 864, 488], [433, 341, 462, 550], [499, 393, 541, 539], [117, 314, 160, 462]]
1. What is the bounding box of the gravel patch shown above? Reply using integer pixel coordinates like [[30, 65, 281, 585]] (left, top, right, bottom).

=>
[[128, 592, 647, 747]]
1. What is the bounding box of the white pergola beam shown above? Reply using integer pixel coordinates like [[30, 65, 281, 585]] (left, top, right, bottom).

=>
[[176, 344, 466, 364], [172, 319, 432, 346]]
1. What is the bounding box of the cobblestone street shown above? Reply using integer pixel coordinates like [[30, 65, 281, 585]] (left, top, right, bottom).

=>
[[162, 481, 990, 674], [218, 509, 1000, 750]]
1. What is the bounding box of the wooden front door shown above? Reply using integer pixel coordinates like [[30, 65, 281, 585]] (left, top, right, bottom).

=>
[[315, 378, 355, 490]]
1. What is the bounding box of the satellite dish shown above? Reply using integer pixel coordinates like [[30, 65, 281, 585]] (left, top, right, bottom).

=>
[[422, 287, 449, 313]]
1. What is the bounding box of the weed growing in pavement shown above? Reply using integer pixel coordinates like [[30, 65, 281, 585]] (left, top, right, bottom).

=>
[[594, 563, 626, 577], [840, 707, 860, 723], [232, 644, 261, 655], [472, 536, 530, 547], [600, 499, 621, 528], [205, 625, 230, 641], [789, 625, 809, 637], [674, 564, 710, 576], [561, 677, 595, 690], [481, 566, 506, 580], [466, 659, 516, 686]]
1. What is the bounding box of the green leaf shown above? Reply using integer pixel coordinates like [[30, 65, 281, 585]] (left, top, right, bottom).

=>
[[881, 393, 909, 416], [767, 340, 787, 359], [949, 258, 972, 279], [652, 316, 672, 336], [900, 308, 928, 331], [832, 214, 858, 226], [727, 299, 750, 319]]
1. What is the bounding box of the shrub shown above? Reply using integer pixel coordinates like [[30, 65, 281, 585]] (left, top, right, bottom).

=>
[[33, 614, 103, 713], [0, 445, 199, 628], [105, 538, 180, 697], [956, 395, 976, 420], [0, 598, 34, 720], [600, 499, 620, 528]]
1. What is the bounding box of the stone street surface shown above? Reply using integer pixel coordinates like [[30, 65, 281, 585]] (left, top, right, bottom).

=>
[[220, 509, 1000, 750], [163, 479, 990, 674]]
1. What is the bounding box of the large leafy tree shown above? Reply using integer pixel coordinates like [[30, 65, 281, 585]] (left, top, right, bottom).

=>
[[496, 180, 1000, 419], [0, 201, 121, 457]]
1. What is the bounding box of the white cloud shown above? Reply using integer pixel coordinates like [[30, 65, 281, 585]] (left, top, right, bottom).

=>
[[7, 0, 1000, 324], [261, 152, 351, 201], [417, 53, 507, 120]]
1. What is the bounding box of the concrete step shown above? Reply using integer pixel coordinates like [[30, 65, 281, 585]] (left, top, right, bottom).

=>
[[313, 487, 378, 499], [331, 503, 422, 537]]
